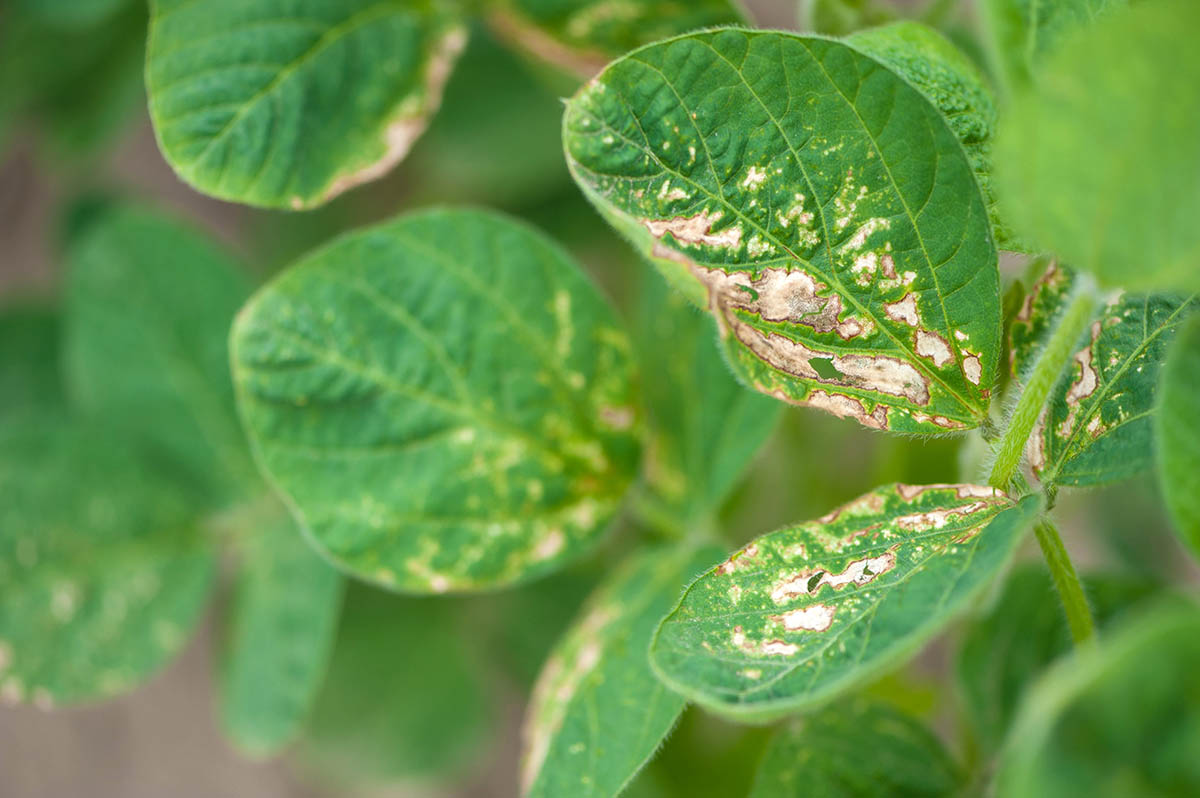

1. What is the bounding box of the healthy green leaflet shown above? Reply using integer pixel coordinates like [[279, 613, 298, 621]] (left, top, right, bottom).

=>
[[995, 0, 1200, 292], [651, 483, 1038, 719], [1009, 261, 1197, 489], [564, 29, 1001, 434], [218, 514, 343, 757], [147, 0, 466, 210], [64, 206, 257, 508], [749, 698, 964, 797], [521, 545, 722, 798], [0, 305, 65, 418], [0, 418, 214, 706], [231, 208, 641, 593], [1156, 314, 1200, 558]]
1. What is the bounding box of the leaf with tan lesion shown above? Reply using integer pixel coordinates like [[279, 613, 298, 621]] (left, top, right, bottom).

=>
[[564, 29, 1002, 435], [649, 482, 1038, 719], [1010, 260, 1198, 488]]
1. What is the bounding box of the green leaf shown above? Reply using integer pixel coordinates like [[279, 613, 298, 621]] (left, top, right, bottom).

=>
[[749, 698, 964, 797], [0, 418, 215, 706], [956, 564, 1161, 754], [300, 584, 494, 786], [521, 545, 722, 798], [650, 483, 1038, 719], [0, 1, 146, 158], [231, 208, 641, 593], [14, 0, 130, 28], [1156, 314, 1200, 559], [1011, 262, 1197, 488], [64, 206, 257, 507], [563, 29, 1001, 434], [800, 0, 895, 37], [980, 0, 1125, 90], [218, 514, 343, 757], [995, 0, 1200, 291], [0, 304, 65, 418], [489, 0, 746, 78], [996, 599, 1200, 797], [635, 269, 782, 529], [846, 21, 1021, 251], [146, 0, 466, 210]]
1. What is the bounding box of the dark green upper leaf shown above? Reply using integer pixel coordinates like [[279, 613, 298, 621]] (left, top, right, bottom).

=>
[[995, 0, 1200, 291], [635, 270, 782, 529], [650, 483, 1038, 719], [564, 29, 1001, 434], [749, 698, 963, 797], [0, 304, 65, 419], [147, 0, 466, 209], [64, 206, 256, 507], [489, 0, 746, 78], [956, 564, 1161, 754], [1011, 262, 1197, 488], [981, 0, 1125, 89], [0, 418, 214, 706], [1156, 314, 1200, 559], [846, 21, 1020, 251], [522, 545, 721, 798], [232, 208, 641, 593], [300, 584, 494, 786], [996, 599, 1200, 797], [219, 514, 343, 757]]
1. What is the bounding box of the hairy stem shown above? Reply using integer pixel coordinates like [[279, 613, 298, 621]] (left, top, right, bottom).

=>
[[1033, 518, 1096, 644], [989, 280, 1097, 491]]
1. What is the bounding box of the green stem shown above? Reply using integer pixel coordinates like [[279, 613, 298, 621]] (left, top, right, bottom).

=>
[[989, 280, 1097, 491], [1033, 519, 1096, 644]]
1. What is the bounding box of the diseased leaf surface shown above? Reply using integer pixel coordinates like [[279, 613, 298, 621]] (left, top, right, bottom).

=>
[[522, 545, 721, 798], [636, 270, 781, 528], [749, 698, 963, 797], [65, 206, 256, 507], [1156, 314, 1200, 559], [846, 21, 1019, 251], [650, 483, 1038, 718], [995, 0, 1200, 291], [981, 0, 1125, 89], [219, 515, 343, 757], [996, 600, 1200, 797], [956, 565, 1161, 753], [1013, 262, 1197, 488], [564, 30, 1000, 434], [300, 584, 494, 785], [232, 209, 640, 593], [490, 0, 745, 77], [147, 0, 465, 210], [0, 419, 214, 706]]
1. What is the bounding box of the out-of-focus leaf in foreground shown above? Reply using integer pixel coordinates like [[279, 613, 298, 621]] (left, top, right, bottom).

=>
[[995, 0, 1200, 292], [996, 599, 1200, 797]]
